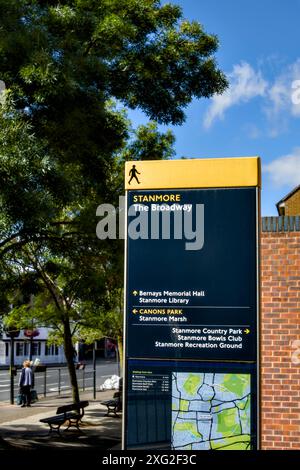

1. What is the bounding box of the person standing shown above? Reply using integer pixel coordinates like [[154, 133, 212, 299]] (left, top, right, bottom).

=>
[[19, 360, 34, 407]]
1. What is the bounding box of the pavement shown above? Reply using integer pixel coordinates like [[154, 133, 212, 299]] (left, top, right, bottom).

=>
[[0, 389, 122, 454]]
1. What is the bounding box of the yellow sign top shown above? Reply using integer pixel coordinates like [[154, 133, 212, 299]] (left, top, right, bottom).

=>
[[125, 157, 261, 190]]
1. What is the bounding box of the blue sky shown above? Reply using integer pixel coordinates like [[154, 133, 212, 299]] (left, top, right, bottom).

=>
[[128, 0, 300, 215]]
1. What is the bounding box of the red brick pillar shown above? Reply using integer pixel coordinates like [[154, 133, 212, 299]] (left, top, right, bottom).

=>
[[261, 231, 300, 449]]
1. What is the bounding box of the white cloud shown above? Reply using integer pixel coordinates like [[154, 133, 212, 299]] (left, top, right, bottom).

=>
[[264, 59, 300, 135], [263, 148, 300, 187], [203, 62, 267, 129], [203, 59, 300, 134]]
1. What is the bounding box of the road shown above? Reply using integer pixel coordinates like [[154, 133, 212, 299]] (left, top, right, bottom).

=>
[[0, 360, 119, 402]]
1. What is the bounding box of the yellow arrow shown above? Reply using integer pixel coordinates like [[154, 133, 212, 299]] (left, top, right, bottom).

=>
[[244, 329, 250, 334], [132, 290, 138, 296], [132, 309, 138, 314]]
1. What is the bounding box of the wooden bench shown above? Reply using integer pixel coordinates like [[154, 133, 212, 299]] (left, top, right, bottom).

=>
[[101, 390, 122, 417], [40, 400, 89, 435]]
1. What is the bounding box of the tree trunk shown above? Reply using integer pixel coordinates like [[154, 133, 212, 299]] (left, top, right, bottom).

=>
[[117, 335, 123, 374], [63, 319, 80, 403]]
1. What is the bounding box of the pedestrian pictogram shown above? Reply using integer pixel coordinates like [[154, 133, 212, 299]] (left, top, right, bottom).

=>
[[128, 165, 141, 185]]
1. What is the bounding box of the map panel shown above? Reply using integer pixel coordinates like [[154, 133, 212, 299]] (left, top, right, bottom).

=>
[[172, 372, 251, 450]]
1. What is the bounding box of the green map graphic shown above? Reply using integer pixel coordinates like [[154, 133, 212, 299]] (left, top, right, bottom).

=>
[[172, 372, 251, 450]]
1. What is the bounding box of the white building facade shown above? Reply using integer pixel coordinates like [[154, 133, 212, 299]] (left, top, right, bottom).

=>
[[0, 327, 66, 366]]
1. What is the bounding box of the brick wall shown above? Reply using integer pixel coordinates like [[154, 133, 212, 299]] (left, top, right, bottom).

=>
[[261, 230, 300, 449]]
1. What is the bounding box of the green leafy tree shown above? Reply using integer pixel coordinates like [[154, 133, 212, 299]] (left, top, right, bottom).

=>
[[122, 122, 176, 162], [0, 0, 227, 403], [2, 238, 122, 401], [0, 108, 174, 402]]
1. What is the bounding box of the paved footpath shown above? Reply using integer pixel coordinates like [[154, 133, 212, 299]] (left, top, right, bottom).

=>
[[0, 390, 121, 453]]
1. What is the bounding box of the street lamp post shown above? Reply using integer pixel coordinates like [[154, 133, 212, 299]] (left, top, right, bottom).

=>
[[5, 327, 20, 405], [10, 337, 14, 405], [93, 341, 96, 399], [29, 336, 33, 361]]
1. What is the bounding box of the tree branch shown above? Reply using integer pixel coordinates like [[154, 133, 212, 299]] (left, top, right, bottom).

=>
[[0, 230, 24, 248], [25, 249, 63, 313]]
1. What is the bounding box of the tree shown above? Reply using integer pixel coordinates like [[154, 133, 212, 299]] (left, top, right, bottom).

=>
[[1, 237, 122, 404], [0, 0, 227, 403], [0, 1, 227, 129], [0, 107, 176, 401]]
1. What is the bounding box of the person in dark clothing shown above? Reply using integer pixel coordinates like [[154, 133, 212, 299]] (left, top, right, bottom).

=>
[[19, 360, 34, 407]]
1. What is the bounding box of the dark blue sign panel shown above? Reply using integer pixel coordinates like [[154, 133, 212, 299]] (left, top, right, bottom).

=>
[[124, 187, 259, 450], [126, 188, 258, 362]]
